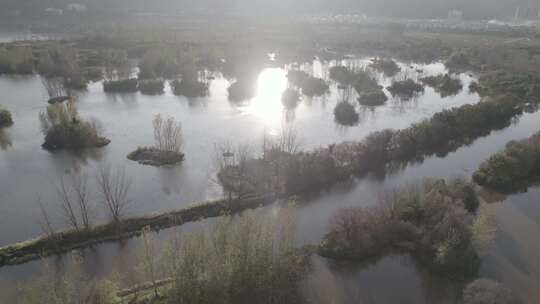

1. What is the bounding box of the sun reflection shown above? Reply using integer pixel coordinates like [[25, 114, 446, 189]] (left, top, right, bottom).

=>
[[242, 68, 288, 125]]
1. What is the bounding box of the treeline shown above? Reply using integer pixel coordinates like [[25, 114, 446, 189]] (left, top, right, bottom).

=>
[[218, 90, 530, 198]]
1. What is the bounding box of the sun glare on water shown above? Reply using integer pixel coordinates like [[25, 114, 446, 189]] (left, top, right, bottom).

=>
[[243, 68, 288, 125]]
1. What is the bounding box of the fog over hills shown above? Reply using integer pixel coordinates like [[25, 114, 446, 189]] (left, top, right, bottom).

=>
[[1, 0, 539, 19]]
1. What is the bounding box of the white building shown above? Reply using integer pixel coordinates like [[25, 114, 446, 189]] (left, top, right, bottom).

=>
[[66, 3, 88, 13], [448, 10, 463, 22], [45, 8, 64, 16]]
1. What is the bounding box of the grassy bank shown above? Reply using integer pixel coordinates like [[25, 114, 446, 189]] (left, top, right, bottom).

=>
[[0, 195, 272, 268]]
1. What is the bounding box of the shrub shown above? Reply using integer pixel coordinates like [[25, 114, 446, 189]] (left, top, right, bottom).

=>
[[103, 78, 138, 93], [421, 74, 463, 97], [228, 80, 257, 102], [446, 52, 471, 70], [329, 66, 356, 86], [0, 47, 34, 74], [138, 47, 181, 79], [358, 89, 388, 106], [166, 208, 308, 304], [83, 67, 103, 82], [387, 79, 424, 98], [170, 79, 208, 98], [16, 254, 118, 304], [139, 79, 165, 95], [462, 279, 521, 304], [319, 179, 481, 280], [473, 131, 540, 193], [287, 70, 329, 97], [302, 77, 329, 97], [353, 71, 381, 94], [0, 107, 13, 127], [287, 70, 310, 88], [369, 58, 401, 77], [39, 101, 110, 150], [282, 88, 301, 109], [334, 101, 359, 126]]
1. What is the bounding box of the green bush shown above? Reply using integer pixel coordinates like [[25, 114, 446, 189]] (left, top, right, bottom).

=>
[[139, 79, 165, 95], [0, 107, 13, 127], [282, 88, 301, 109], [353, 71, 381, 94], [462, 279, 521, 304], [39, 101, 110, 150], [473, 131, 540, 193], [334, 101, 359, 126], [166, 208, 308, 304], [228, 80, 257, 102], [287, 70, 310, 88], [358, 89, 388, 106], [369, 58, 401, 77], [170, 79, 208, 98], [319, 179, 481, 280], [103, 78, 138, 93], [16, 255, 118, 304], [387, 79, 424, 98], [446, 52, 471, 70], [329, 66, 357, 86], [287, 70, 329, 97], [302, 77, 329, 97], [0, 47, 34, 75], [421, 74, 463, 97]]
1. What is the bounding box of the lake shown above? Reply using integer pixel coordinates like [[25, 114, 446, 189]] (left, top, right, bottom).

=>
[[3, 56, 534, 303]]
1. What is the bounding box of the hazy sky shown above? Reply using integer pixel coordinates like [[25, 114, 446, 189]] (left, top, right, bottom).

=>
[[2, 0, 540, 19]]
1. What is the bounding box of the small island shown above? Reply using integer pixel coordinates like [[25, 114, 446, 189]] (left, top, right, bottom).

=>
[[282, 88, 301, 109], [103, 78, 139, 93], [39, 100, 110, 150], [286, 70, 329, 97], [358, 89, 388, 106], [171, 78, 208, 98], [387, 78, 424, 98], [138, 79, 165, 95], [421, 74, 463, 97], [369, 57, 401, 77], [127, 114, 185, 166], [227, 80, 257, 102], [334, 101, 359, 126]]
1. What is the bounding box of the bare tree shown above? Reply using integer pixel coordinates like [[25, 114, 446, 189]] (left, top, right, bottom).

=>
[[153, 114, 183, 153], [96, 165, 132, 223], [57, 176, 80, 230], [36, 194, 55, 237], [72, 172, 91, 229], [277, 122, 301, 154], [139, 226, 160, 298], [41, 77, 67, 98], [56, 172, 93, 230]]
